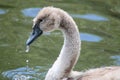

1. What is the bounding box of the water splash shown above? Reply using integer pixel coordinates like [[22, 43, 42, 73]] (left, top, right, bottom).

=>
[[2, 60, 47, 80], [2, 66, 47, 80], [12, 75, 30, 80]]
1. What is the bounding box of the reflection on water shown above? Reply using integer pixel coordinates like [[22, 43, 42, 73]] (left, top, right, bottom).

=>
[[0, 44, 10, 47], [2, 66, 47, 80], [21, 8, 108, 21], [0, 9, 7, 14], [80, 33, 102, 42], [111, 55, 120, 65], [44, 32, 102, 42], [71, 14, 108, 21], [21, 8, 41, 17]]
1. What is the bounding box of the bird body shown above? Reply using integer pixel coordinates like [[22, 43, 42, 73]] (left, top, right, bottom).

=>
[[26, 7, 120, 80], [78, 66, 120, 80]]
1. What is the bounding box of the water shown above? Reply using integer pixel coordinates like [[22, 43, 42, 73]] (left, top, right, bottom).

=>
[[0, 44, 10, 47], [21, 8, 41, 17], [80, 33, 102, 42], [71, 14, 108, 21], [2, 66, 47, 80], [43, 32, 102, 42], [0, 0, 120, 80], [111, 55, 120, 66], [0, 9, 7, 15], [21, 8, 108, 21], [2, 60, 47, 80], [25, 46, 30, 53]]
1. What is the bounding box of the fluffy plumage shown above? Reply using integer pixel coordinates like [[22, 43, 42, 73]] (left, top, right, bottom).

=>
[[32, 7, 120, 80]]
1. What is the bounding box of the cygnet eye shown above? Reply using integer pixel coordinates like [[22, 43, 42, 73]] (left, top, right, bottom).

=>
[[39, 19, 43, 23]]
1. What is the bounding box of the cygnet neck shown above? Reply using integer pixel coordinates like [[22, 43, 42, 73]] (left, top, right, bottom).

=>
[[45, 13, 81, 80], [59, 19, 81, 73]]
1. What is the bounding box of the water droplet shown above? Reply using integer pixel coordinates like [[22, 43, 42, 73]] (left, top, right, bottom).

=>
[[25, 46, 30, 53], [26, 60, 29, 72], [26, 60, 29, 63]]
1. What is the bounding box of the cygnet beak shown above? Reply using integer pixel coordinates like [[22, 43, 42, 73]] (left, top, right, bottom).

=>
[[26, 23, 43, 46]]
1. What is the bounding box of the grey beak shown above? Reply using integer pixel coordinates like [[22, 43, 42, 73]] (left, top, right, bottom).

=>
[[26, 23, 43, 46]]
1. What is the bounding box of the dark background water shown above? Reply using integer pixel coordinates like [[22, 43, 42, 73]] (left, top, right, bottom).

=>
[[0, 0, 120, 80]]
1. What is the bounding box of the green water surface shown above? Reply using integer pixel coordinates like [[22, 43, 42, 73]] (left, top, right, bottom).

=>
[[0, 0, 120, 80]]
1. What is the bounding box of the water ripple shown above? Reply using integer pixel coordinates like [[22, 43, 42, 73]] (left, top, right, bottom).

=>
[[21, 8, 41, 17], [111, 55, 120, 65], [80, 33, 102, 42], [71, 14, 108, 21], [0, 9, 7, 14], [21, 8, 108, 22], [2, 66, 47, 80]]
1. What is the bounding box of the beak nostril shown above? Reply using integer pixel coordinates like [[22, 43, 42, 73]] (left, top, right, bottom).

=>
[[32, 32, 35, 35], [31, 30, 35, 35]]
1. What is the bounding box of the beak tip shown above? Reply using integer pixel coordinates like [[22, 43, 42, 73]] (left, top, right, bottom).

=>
[[26, 38, 32, 46], [26, 42, 29, 46], [26, 30, 43, 46]]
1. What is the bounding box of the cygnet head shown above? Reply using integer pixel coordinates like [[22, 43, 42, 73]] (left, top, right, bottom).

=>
[[33, 7, 62, 32], [26, 7, 62, 45]]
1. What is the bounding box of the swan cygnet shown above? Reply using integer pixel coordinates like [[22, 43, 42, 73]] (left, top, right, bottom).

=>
[[26, 7, 120, 80]]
